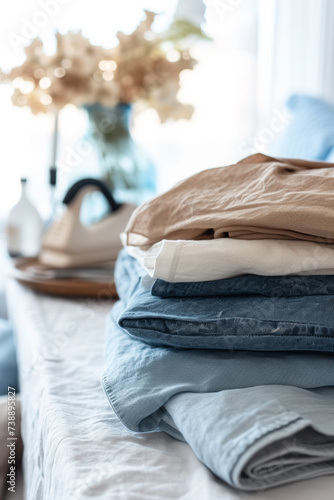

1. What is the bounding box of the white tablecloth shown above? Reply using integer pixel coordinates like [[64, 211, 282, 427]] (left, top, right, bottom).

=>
[[6, 279, 334, 500]]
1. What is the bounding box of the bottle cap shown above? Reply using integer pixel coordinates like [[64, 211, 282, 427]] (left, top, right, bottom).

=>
[[20, 178, 27, 183]]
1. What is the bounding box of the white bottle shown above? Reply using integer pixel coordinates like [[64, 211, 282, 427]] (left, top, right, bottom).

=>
[[6, 178, 43, 258]]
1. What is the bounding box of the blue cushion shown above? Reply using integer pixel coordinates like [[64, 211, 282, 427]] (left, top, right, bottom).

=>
[[0, 318, 18, 395], [269, 95, 334, 160], [326, 146, 334, 163]]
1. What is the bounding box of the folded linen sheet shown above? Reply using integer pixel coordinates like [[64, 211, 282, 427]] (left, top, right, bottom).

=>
[[102, 304, 334, 491], [123, 236, 334, 282], [115, 250, 334, 352], [124, 153, 334, 246]]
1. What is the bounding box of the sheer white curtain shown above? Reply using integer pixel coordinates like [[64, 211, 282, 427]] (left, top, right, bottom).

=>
[[257, 0, 334, 125]]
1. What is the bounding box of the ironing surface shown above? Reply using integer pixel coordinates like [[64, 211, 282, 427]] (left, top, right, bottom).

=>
[[9, 278, 334, 500]]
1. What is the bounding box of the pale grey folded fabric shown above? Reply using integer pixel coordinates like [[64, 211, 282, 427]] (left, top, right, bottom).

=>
[[162, 386, 334, 491]]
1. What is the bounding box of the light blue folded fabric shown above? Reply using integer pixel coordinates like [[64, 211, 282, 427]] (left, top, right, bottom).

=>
[[102, 305, 334, 491], [115, 250, 334, 352], [163, 387, 334, 491]]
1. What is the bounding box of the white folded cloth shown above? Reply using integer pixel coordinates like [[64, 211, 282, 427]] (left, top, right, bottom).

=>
[[122, 235, 334, 282]]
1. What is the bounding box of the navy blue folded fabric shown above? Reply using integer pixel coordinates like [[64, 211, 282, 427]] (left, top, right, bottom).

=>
[[151, 274, 334, 299], [115, 250, 334, 352]]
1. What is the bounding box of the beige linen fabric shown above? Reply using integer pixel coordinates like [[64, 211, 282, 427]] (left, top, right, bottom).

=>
[[125, 153, 334, 247]]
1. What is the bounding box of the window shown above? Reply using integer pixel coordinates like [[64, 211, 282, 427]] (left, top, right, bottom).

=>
[[0, 0, 260, 220]]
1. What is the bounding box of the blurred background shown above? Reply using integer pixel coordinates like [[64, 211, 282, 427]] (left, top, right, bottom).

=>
[[1, 0, 334, 224]]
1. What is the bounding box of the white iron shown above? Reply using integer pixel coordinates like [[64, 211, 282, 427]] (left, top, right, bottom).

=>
[[40, 179, 136, 268]]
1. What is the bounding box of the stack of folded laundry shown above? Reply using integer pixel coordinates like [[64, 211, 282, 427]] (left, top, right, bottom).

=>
[[102, 153, 334, 492]]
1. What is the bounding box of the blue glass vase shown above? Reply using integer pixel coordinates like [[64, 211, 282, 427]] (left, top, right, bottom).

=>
[[84, 103, 156, 205]]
